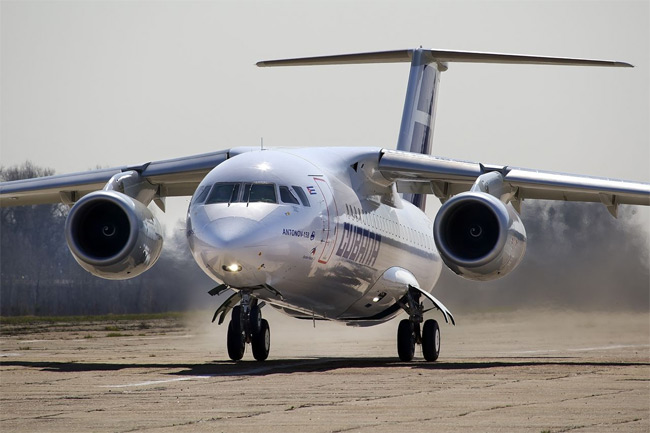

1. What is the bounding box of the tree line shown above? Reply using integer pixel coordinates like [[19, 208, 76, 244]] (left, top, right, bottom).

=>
[[0, 162, 214, 316]]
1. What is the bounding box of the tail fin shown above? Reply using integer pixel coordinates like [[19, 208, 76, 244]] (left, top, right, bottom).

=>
[[395, 49, 442, 210], [396, 49, 441, 155], [257, 49, 632, 210]]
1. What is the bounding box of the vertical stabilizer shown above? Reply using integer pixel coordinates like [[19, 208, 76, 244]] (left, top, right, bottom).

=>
[[396, 49, 443, 209], [396, 49, 442, 155]]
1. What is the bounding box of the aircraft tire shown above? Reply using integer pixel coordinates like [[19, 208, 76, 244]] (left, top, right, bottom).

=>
[[397, 319, 416, 361], [422, 319, 440, 362], [251, 319, 271, 361], [250, 305, 262, 335], [227, 306, 245, 361]]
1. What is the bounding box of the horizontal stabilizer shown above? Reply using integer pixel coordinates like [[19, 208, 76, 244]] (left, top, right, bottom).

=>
[[257, 49, 633, 68]]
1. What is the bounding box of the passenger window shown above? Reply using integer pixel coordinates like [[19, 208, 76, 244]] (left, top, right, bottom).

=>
[[206, 183, 240, 204], [192, 185, 211, 204], [247, 183, 277, 203], [292, 186, 310, 207], [280, 186, 300, 205]]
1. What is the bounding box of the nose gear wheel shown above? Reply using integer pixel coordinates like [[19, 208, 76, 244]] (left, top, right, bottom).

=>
[[223, 292, 271, 361], [226, 306, 245, 360], [251, 319, 270, 361]]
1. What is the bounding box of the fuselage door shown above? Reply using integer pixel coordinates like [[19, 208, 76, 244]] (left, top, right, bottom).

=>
[[311, 177, 338, 264]]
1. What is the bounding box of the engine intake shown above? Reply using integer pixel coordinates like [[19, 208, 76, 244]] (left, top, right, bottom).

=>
[[65, 191, 163, 279], [433, 192, 526, 281]]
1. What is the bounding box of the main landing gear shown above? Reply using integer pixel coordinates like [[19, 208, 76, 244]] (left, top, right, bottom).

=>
[[397, 287, 441, 362], [226, 293, 270, 361]]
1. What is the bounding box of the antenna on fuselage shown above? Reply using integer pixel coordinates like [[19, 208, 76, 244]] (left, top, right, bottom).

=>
[[261, 137, 264, 150]]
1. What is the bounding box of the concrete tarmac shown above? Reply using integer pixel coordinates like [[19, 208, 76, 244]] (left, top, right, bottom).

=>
[[1, 309, 648, 433]]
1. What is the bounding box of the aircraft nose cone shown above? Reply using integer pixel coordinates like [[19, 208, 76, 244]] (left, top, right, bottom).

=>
[[192, 217, 271, 287], [207, 217, 262, 250]]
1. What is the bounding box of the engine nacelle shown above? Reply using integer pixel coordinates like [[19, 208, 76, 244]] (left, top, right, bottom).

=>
[[433, 192, 526, 281], [65, 191, 163, 280]]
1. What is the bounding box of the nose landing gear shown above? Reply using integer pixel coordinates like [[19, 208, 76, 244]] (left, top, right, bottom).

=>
[[225, 293, 270, 361]]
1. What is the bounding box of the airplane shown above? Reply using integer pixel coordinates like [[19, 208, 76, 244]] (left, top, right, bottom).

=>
[[1, 48, 648, 362]]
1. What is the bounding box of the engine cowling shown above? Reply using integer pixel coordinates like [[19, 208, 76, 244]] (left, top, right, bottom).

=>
[[433, 192, 526, 281], [65, 191, 163, 280]]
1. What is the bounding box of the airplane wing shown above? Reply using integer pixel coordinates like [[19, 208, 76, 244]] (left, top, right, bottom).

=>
[[378, 149, 650, 216], [0, 148, 243, 208]]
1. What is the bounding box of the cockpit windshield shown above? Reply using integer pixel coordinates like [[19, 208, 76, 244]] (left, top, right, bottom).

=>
[[195, 182, 310, 206], [206, 183, 240, 204], [242, 183, 276, 204]]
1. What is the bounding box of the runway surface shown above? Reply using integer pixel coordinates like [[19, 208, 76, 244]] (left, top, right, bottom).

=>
[[1, 309, 648, 432]]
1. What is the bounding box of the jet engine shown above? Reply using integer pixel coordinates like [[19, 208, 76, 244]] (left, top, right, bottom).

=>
[[64, 190, 163, 280], [433, 192, 526, 281]]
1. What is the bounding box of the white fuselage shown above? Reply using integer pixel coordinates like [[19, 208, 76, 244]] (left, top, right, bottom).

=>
[[186, 148, 443, 325]]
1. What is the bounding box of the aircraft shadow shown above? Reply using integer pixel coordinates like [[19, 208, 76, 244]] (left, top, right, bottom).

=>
[[1, 357, 648, 377]]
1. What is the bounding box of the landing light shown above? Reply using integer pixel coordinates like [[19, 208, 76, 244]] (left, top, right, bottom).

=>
[[372, 292, 387, 303], [223, 263, 243, 272]]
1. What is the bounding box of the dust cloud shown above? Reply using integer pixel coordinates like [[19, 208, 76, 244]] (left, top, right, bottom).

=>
[[435, 201, 650, 313]]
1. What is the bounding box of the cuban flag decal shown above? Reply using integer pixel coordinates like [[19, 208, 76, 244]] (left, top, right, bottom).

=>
[[306, 186, 317, 195]]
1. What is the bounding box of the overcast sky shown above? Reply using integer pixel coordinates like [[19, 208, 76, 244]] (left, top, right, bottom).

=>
[[1, 0, 648, 227]]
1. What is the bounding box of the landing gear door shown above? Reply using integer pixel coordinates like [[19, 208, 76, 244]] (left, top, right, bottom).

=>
[[311, 177, 338, 264]]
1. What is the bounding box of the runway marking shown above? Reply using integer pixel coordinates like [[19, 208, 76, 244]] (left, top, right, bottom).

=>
[[98, 359, 327, 388], [567, 344, 650, 352], [18, 339, 92, 343], [0, 353, 21, 357], [119, 335, 194, 341], [18, 335, 194, 344], [505, 344, 650, 355], [217, 358, 324, 376], [99, 377, 200, 388]]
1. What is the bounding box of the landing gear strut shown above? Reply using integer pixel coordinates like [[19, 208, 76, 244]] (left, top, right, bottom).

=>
[[397, 287, 440, 362], [226, 292, 270, 361]]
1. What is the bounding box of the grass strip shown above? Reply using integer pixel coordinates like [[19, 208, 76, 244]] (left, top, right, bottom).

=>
[[0, 312, 188, 325]]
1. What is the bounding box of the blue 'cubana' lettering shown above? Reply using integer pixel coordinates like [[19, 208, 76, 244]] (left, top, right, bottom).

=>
[[335, 222, 382, 266]]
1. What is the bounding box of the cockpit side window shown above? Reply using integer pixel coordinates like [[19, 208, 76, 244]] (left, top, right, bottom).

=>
[[292, 186, 311, 207], [206, 183, 240, 204], [191, 185, 211, 204], [279, 186, 300, 205], [242, 183, 277, 203]]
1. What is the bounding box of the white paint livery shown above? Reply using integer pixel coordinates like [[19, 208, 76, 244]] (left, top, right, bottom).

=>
[[187, 148, 443, 324]]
